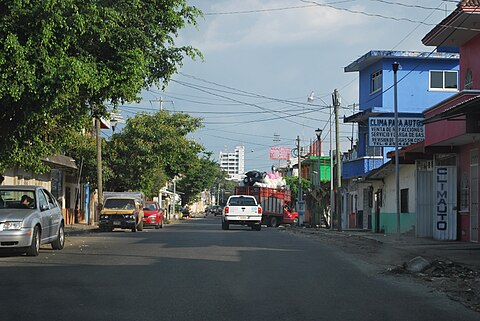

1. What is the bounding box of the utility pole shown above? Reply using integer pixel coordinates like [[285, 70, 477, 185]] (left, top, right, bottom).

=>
[[150, 96, 173, 111], [297, 135, 302, 226], [315, 128, 322, 226], [393, 62, 401, 240], [333, 89, 342, 231], [330, 105, 334, 230], [95, 117, 103, 226]]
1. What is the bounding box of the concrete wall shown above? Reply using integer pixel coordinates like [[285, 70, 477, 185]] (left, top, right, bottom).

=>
[[460, 33, 480, 90], [375, 164, 416, 234], [1, 168, 51, 188]]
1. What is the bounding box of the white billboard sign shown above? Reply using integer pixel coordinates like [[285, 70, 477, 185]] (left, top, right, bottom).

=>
[[369, 117, 425, 147]]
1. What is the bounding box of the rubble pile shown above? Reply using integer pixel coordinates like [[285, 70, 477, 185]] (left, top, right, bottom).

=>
[[416, 259, 480, 312], [284, 226, 480, 313]]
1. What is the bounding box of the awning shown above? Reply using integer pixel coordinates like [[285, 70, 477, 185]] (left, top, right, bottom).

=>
[[42, 155, 77, 170], [423, 94, 480, 124]]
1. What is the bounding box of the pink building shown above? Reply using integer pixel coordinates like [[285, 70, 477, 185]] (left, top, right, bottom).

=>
[[422, 1, 480, 242]]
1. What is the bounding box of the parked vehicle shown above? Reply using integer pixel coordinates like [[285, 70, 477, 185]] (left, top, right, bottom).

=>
[[234, 186, 298, 227], [99, 192, 145, 232], [182, 205, 191, 218], [210, 205, 223, 216], [0, 185, 65, 256], [204, 205, 212, 215], [222, 195, 262, 231], [143, 201, 164, 229]]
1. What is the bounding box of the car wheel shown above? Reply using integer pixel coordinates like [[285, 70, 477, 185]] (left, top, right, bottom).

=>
[[26, 225, 40, 256], [131, 224, 137, 232], [222, 221, 229, 230], [270, 217, 278, 228], [51, 222, 65, 250], [155, 219, 160, 229], [252, 224, 261, 231]]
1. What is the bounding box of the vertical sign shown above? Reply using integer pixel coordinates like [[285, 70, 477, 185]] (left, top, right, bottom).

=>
[[433, 166, 457, 240], [297, 201, 305, 215]]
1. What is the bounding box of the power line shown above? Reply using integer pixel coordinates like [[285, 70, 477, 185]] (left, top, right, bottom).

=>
[[203, 1, 355, 15], [300, 0, 480, 32]]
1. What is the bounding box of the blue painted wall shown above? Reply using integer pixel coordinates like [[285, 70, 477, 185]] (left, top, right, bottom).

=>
[[358, 57, 459, 113], [345, 52, 459, 179]]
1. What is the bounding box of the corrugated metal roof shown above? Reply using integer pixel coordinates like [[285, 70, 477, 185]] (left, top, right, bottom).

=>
[[423, 94, 480, 124], [344, 50, 458, 72], [460, 1, 480, 7], [422, 2, 480, 47]]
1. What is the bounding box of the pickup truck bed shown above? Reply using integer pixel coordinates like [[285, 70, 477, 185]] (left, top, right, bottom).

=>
[[222, 195, 262, 231]]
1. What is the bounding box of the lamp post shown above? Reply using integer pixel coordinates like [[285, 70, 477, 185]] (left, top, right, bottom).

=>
[[393, 62, 401, 240], [315, 128, 322, 226]]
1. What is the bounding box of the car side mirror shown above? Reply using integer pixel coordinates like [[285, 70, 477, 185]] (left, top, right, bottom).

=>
[[40, 204, 49, 211]]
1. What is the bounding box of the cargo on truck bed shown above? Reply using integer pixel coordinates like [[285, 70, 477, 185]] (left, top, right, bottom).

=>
[[235, 186, 298, 227]]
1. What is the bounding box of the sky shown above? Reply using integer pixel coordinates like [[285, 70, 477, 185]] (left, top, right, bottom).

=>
[[113, 0, 458, 173]]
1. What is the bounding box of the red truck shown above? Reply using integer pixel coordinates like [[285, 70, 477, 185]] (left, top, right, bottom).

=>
[[234, 186, 298, 227]]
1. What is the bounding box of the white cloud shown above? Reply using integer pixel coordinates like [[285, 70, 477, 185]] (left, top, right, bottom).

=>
[[187, 0, 368, 52]]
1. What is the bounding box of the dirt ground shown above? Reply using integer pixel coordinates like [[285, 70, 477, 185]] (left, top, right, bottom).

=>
[[281, 226, 480, 313]]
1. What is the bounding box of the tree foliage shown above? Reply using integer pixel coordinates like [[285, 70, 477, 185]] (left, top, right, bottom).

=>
[[0, 0, 202, 172], [104, 111, 203, 199], [176, 154, 227, 205], [284, 176, 311, 204], [63, 128, 113, 188]]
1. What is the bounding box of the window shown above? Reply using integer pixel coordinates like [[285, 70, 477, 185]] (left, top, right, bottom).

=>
[[370, 70, 382, 94], [400, 188, 409, 213], [43, 189, 58, 208], [430, 70, 458, 90]]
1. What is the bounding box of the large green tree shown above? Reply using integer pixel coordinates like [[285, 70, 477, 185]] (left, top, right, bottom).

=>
[[176, 154, 227, 205], [0, 0, 202, 173], [104, 111, 203, 198]]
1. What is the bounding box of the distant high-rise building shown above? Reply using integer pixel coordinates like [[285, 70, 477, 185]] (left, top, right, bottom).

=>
[[219, 145, 245, 181]]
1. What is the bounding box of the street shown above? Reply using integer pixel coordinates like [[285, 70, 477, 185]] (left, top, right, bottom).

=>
[[1, 216, 478, 321]]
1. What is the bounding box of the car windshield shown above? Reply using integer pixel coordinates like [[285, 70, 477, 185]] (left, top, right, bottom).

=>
[[145, 203, 157, 210], [228, 197, 256, 206], [104, 199, 135, 210], [0, 190, 36, 209]]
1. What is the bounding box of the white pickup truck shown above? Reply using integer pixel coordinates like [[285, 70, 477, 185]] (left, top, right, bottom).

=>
[[222, 195, 262, 231]]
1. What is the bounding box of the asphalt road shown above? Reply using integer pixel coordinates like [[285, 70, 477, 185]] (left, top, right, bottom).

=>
[[1, 216, 479, 321]]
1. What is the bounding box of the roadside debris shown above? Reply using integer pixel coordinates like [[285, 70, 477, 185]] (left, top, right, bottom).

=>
[[282, 225, 480, 313]]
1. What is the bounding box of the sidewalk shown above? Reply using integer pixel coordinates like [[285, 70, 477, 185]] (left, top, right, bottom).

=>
[[64, 218, 183, 236], [64, 223, 99, 236], [289, 226, 480, 270]]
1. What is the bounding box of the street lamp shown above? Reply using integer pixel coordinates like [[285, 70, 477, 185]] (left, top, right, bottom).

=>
[[393, 62, 401, 240], [315, 128, 322, 226]]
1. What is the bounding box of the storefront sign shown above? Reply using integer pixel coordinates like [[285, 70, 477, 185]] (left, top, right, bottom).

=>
[[368, 117, 425, 147], [435, 167, 448, 231]]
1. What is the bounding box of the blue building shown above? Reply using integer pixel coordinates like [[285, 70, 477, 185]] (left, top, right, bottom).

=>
[[342, 50, 459, 230]]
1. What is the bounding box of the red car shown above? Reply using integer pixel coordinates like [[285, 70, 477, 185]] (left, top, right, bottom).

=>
[[143, 201, 164, 229]]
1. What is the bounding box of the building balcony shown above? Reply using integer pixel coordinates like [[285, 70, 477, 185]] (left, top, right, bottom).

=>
[[342, 156, 384, 179]]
